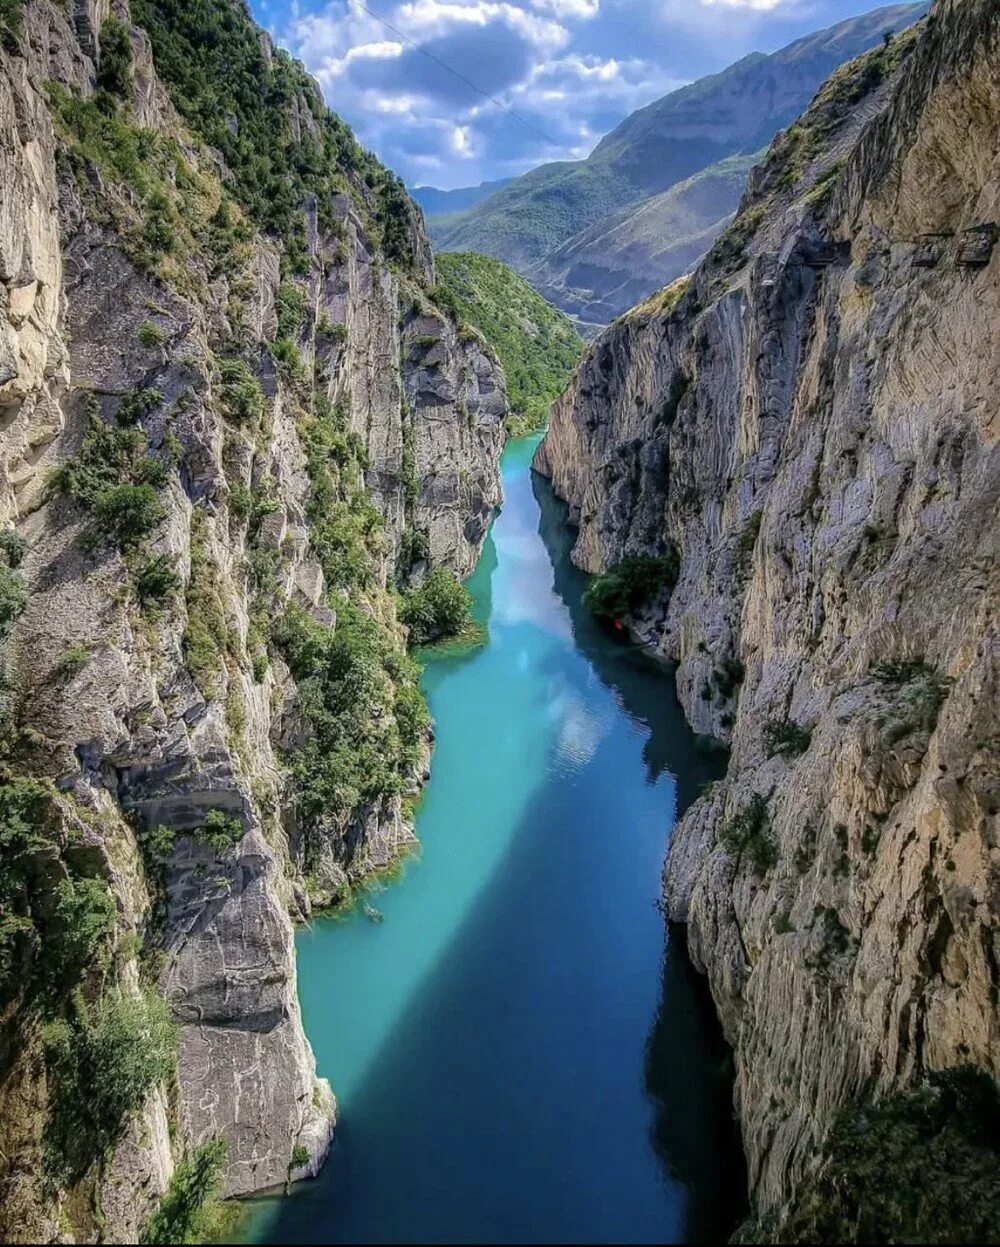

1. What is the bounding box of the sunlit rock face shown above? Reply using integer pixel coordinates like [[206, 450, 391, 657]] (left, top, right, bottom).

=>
[[536, 0, 1000, 1225]]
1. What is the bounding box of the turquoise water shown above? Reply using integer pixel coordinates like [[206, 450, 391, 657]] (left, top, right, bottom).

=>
[[245, 436, 743, 1244]]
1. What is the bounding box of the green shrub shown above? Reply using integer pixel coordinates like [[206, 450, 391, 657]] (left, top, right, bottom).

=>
[[93, 483, 165, 544], [143, 1137, 230, 1245], [720, 793, 776, 875], [765, 1068, 1000, 1244], [874, 657, 952, 736], [290, 1142, 310, 1168], [118, 387, 164, 426], [97, 19, 133, 98], [399, 567, 473, 646], [44, 987, 176, 1183], [142, 190, 176, 255], [51, 409, 168, 548], [0, 777, 119, 1005], [138, 321, 166, 346], [228, 484, 252, 522], [54, 646, 91, 679], [0, 528, 27, 568], [583, 550, 679, 619], [0, 0, 23, 51], [193, 809, 244, 853], [272, 599, 429, 833], [712, 656, 745, 700], [0, 565, 27, 638], [275, 282, 307, 340], [183, 515, 230, 700], [738, 509, 763, 561], [218, 359, 265, 424], [269, 336, 305, 381], [135, 554, 180, 605], [764, 719, 811, 758]]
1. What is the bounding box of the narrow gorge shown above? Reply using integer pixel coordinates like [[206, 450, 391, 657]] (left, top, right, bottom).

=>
[[536, 0, 999, 1237], [1, 0, 998, 1243]]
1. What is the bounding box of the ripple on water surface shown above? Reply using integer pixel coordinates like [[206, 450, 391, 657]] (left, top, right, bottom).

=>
[[242, 435, 744, 1245]]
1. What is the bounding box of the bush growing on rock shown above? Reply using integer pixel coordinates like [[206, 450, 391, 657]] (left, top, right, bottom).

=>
[[719, 793, 776, 875], [96, 19, 133, 100], [93, 483, 166, 545], [194, 809, 245, 853], [764, 719, 811, 758], [583, 550, 679, 620], [0, 778, 118, 1005], [0, 528, 27, 568], [399, 567, 474, 645], [750, 1067, 1000, 1244], [0, 565, 27, 638], [143, 1137, 232, 1245], [43, 987, 176, 1183]]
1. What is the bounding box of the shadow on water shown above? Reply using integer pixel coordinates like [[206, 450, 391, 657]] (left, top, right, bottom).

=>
[[253, 443, 745, 1245], [531, 468, 746, 1241]]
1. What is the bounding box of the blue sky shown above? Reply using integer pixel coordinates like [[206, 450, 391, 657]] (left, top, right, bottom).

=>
[[249, 1, 901, 189]]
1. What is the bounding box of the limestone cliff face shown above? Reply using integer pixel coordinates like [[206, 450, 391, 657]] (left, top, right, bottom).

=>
[[537, 0, 998, 1227], [0, 0, 506, 1239]]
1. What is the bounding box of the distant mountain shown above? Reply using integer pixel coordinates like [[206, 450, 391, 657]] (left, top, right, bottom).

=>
[[533, 151, 760, 328], [431, 2, 928, 321], [412, 179, 513, 218]]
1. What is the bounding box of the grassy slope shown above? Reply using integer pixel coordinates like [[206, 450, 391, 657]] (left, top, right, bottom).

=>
[[434, 253, 582, 435]]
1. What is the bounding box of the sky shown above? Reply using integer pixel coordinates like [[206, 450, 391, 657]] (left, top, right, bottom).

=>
[[249, 1, 904, 190]]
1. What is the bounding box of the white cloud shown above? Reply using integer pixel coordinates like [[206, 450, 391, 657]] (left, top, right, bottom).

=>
[[450, 124, 474, 155], [529, 0, 600, 17], [698, 0, 784, 9]]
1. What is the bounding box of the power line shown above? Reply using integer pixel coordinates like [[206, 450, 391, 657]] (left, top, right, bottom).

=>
[[345, 0, 557, 146]]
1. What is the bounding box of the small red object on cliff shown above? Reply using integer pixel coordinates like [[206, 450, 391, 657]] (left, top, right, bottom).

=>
[[614, 619, 624, 632]]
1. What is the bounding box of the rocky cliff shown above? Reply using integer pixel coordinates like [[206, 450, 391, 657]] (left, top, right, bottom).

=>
[[0, 0, 506, 1239], [536, 1, 999, 1235]]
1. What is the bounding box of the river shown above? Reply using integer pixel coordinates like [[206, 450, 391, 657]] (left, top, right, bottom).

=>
[[243, 434, 744, 1244]]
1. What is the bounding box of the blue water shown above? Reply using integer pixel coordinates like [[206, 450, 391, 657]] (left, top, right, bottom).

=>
[[245, 436, 742, 1244]]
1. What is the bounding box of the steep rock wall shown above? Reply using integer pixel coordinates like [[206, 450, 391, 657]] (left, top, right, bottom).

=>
[[536, 0, 999, 1227], [0, 0, 506, 1238]]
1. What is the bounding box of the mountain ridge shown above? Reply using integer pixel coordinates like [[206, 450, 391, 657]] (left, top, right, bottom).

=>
[[430, 2, 929, 321]]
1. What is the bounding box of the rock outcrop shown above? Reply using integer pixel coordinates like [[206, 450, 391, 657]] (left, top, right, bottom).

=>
[[0, 0, 506, 1238], [536, 0, 999, 1231]]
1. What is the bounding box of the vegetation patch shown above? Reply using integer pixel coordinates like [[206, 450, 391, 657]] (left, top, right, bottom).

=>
[[764, 718, 811, 758], [399, 567, 475, 647], [747, 1068, 1000, 1244], [50, 401, 168, 548], [0, 777, 118, 1007], [44, 987, 176, 1184], [719, 792, 776, 875], [272, 600, 429, 840], [183, 512, 232, 702], [583, 550, 679, 620], [143, 1136, 237, 1245], [193, 809, 245, 854], [873, 657, 952, 740], [433, 252, 582, 436], [130, 0, 418, 268]]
